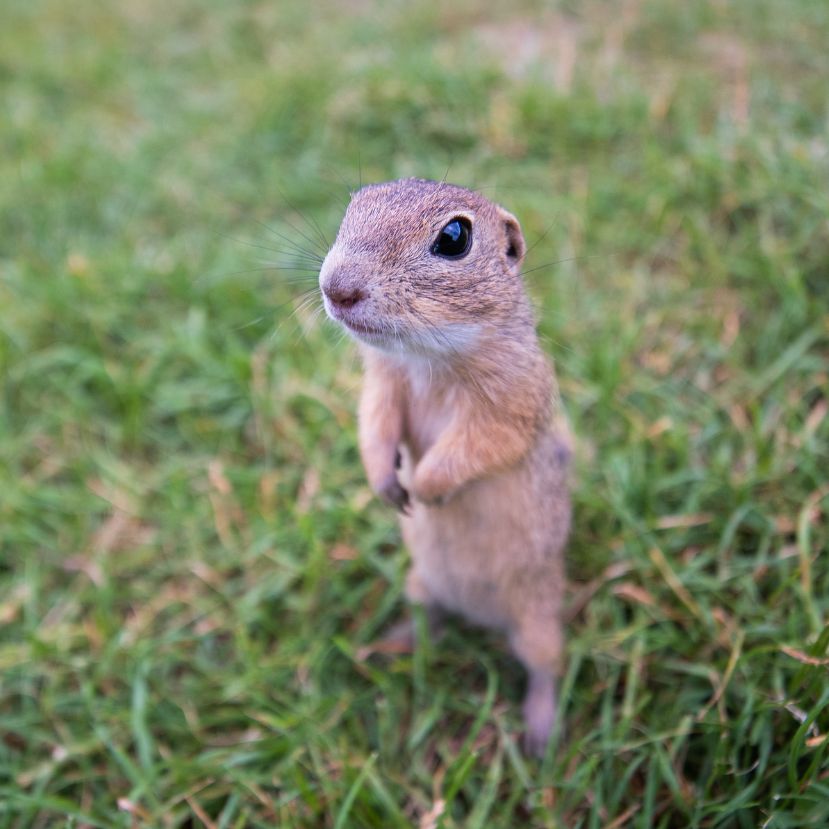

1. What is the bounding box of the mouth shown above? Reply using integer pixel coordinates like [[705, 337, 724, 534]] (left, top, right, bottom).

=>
[[342, 318, 386, 337], [324, 299, 389, 341]]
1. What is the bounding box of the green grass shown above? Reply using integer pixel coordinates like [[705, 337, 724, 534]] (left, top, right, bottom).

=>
[[2, 0, 828, 826]]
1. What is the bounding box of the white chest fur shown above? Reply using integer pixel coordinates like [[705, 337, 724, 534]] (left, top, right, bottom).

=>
[[402, 359, 458, 459]]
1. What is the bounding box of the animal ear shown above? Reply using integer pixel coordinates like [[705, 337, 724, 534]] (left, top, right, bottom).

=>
[[499, 209, 526, 272]]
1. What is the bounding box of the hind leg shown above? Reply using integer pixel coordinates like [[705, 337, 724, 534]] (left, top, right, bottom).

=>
[[379, 567, 445, 651], [509, 615, 564, 757]]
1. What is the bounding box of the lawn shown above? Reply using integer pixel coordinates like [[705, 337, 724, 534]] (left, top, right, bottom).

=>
[[1, 0, 828, 826]]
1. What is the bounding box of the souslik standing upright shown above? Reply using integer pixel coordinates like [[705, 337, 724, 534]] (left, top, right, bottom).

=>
[[319, 178, 571, 756]]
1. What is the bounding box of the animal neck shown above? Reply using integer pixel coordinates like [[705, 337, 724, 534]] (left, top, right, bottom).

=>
[[397, 323, 553, 425]]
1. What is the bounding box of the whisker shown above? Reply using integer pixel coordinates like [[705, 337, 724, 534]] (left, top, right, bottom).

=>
[[254, 247, 325, 267], [267, 198, 328, 256], [320, 165, 355, 203], [538, 332, 575, 356], [266, 196, 328, 250], [269, 287, 320, 318], [268, 289, 321, 344], [270, 187, 330, 253], [252, 220, 325, 262], [232, 314, 273, 332], [522, 251, 613, 277], [291, 300, 323, 349], [216, 232, 318, 262], [249, 262, 320, 274], [293, 294, 322, 318], [252, 258, 321, 273], [297, 203, 331, 254], [198, 266, 319, 292], [521, 213, 563, 263]]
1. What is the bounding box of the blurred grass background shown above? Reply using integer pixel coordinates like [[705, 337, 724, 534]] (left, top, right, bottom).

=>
[[2, 0, 829, 826]]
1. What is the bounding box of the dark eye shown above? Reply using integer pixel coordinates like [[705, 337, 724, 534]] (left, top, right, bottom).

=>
[[431, 217, 472, 259]]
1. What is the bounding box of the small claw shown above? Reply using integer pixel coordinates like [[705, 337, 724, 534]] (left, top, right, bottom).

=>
[[380, 476, 410, 514]]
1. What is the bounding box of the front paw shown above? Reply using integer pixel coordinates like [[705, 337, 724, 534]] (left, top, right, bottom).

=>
[[377, 473, 410, 514], [411, 467, 454, 507]]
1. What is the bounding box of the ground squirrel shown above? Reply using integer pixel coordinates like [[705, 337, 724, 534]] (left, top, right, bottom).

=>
[[319, 178, 571, 756]]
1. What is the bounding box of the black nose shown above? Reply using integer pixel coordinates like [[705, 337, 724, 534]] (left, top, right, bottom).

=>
[[324, 279, 365, 309]]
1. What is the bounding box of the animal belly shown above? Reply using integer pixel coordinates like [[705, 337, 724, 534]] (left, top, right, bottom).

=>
[[401, 480, 534, 629], [397, 431, 570, 630], [417, 541, 511, 628]]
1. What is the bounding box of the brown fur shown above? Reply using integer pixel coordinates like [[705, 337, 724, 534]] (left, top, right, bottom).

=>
[[319, 178, 571, 755]]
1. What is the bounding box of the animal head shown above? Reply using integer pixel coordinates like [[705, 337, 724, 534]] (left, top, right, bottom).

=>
[[319, 178, 528, 357]]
